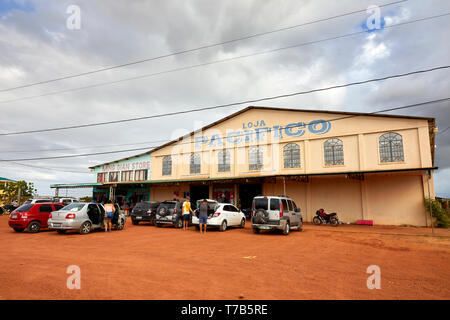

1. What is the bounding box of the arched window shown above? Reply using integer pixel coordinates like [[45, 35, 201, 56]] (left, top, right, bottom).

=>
[[190, 153, 201, 174], [324, 138, 344, 165], [379, 132, 404, 162], [249, 146, 263, 170], [283, 143, 300, 168], [162, 156, 172, 176], [218, 149, 230, 172]]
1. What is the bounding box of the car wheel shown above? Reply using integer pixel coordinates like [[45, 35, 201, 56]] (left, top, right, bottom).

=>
[[195, 225, 200, 230], [156, 223, 162, 228], [297, 223, 303, 231], [117, 219, 125, 230], [132, 219, 139, 225], [150, 216, 156, 226], [27, 221, 41, 233], [313, 216, 322, 225], [80, 221, 91, 235], [240, 218, 246, 228], [176, 218, 183, 229], [252, 227, 260, 234], [220, 220, 227, 232], [331, 218, 339, 227], [282, 221, 290, 235], [13, 227, 25, 232], [57, 230, 67, 234]]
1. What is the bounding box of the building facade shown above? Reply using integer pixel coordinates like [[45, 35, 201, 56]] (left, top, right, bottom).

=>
[[83, 106, 436, 226]]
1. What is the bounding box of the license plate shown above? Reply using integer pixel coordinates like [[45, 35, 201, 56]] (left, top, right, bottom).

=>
[[53, 223, 62, 227], [11, 215, 17, 219], [136, 216, 142, 220]]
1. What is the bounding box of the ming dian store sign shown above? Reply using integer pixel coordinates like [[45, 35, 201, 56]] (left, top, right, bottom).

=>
[[94, 155, 151, 173]]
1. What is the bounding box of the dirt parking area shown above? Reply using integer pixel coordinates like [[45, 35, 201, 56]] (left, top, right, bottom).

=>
[[0, 215, 449, 300]]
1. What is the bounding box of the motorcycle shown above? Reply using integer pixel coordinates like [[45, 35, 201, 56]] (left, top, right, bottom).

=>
[[313, 208, 339, 226]]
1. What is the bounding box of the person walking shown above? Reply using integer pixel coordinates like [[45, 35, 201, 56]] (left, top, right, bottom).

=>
[[198, 199, 208, 234], [182, 197, 194, 230], [104, 200, 115, 232]]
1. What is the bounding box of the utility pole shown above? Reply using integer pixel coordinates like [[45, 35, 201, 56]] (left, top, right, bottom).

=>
[[427, 170, 434, 235], [18, 184, 21, 205]]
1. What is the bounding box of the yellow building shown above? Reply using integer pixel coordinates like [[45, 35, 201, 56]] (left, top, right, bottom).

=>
[[0, 177, 17, 206], [89, 106, 437, 226]]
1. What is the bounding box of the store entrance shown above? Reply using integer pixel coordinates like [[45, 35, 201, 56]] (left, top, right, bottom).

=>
[[238, 183, 262, 212], [189, 185, 210, 210]]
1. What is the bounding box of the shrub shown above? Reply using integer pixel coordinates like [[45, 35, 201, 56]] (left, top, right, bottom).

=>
[[424, 198, 450, 228]]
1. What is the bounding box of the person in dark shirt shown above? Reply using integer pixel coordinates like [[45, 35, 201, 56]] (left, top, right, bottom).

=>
[[198, 199, 208, 234]]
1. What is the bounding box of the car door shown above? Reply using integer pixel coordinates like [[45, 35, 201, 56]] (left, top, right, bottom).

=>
[[290, 200, 301, 225], [230, 205, 241, 225], [221, 205, 231, 224], [37, 204, 53, 228], [286, 200, 296, 225]]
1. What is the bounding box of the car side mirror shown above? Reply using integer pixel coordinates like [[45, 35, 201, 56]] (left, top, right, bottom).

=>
[[295, 208, 301, 213]]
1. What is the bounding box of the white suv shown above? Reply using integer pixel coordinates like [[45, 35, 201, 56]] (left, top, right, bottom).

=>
[[251, 196, 302, 235], [192, 199, 246, 231]]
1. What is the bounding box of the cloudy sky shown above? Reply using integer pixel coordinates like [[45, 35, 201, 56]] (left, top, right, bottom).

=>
[[0, 0, 449, 198]]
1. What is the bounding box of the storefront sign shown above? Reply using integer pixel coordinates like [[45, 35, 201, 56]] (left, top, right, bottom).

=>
[[92, 155, 151, 174], [195, 119, 331, 149]]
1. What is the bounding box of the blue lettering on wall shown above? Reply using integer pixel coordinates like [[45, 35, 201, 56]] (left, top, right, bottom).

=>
[[285, 122, 306, 137], [209, 134, 224, 147], [308, 120, 331, 135], [227, 131, 242, 144], [194, 136, 208, 149], [196, 119, 331, 149]]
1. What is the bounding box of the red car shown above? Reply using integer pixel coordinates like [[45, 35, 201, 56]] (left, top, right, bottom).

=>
[[8, 202, 66, 233]]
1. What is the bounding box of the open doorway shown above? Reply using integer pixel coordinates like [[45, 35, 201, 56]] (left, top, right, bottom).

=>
[[238, 183, 262, 214], [189, 185, 210, 210]]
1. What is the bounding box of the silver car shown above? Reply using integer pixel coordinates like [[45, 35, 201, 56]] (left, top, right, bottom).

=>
[[48, 202, 126, 235]]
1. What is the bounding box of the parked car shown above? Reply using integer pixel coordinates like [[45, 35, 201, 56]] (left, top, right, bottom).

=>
[[251, 196, 302, 235], [155, 200, 184, 228], [130, 201, 160, 225], [8, 202, 66, 233], [48, 202, 126, 235], [23, 198, 54, 205], [192, 199, 246, 231], [53, 197, 79, 204]]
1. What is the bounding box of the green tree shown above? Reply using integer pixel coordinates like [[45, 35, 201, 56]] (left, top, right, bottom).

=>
[[424, 198, 450, 228], [0, 180, 37, 205]]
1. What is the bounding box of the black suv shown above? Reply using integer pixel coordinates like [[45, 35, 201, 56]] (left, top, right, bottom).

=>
[[155, 201, 185, 228], [131, 201, 160, 225]]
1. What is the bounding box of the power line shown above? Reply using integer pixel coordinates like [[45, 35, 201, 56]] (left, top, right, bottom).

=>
[[0, 97, 448, 162], [437, 126, 450, 135], [0, 138, 170, 154], [4, 161, 90, 174], [0, 65, 449, 137], [0, 0, 408, 93], [1, 12, 448, 106]]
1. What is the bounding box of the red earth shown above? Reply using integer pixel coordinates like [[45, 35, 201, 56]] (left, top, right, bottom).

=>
[[0, 215, 449, 300]]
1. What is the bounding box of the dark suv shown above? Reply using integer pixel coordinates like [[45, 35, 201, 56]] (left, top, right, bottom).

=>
[[155, 201, 185, 228], [131, 201, 160, 225]]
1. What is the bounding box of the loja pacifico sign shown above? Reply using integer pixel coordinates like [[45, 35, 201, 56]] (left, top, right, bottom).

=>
[[194, 119, 331, 149]]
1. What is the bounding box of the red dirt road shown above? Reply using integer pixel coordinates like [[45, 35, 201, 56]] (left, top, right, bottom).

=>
[[0, 215, 449, 300]]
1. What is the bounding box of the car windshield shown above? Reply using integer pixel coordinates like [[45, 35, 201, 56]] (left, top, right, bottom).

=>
[[254, 198, 268, 210], [195, 201, 218, 213], [14, 204, 33, 212], [63, 203, 85, 212], [24, 200, 31, 204], [160, 202, 176, 209]]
